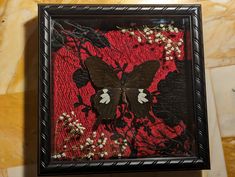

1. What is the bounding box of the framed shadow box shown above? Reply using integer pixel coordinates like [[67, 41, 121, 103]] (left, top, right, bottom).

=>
[[38, 4, 210, 175]]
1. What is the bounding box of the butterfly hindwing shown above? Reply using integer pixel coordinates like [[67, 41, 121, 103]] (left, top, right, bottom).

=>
[[94, 88, 121, 119], [126, 88, 152, 117], [125, 60, 160, 88], [85, 56, 121, 88]]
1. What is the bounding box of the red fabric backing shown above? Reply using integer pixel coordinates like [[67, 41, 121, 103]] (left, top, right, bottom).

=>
[[52, 29, 189, 160]]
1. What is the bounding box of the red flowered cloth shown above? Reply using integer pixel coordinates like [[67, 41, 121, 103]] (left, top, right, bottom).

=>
[[52, 28, 189, 160]]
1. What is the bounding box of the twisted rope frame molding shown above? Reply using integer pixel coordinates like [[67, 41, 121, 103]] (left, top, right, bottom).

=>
[[38, 4, 210, 175]]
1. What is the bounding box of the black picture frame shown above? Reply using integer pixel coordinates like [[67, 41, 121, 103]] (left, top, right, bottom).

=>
[[38, 4, 210, 176]]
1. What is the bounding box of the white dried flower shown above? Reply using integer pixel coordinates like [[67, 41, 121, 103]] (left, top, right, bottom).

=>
[[121, 29, 126, 33], [59, 116, 64, 120], [102, 142, 106, 145], [148, 40, 153, 44], [100, 153, 104, 157], [62, 152, 66, 157], [167, 43, 171, 48], [143, 27, 149, 32], [174, 27, 179, 33], [155, 33, 161, 37], [99, 144, 104, 148], [137, 37, 142, 43], [130, 31, 135, 35]]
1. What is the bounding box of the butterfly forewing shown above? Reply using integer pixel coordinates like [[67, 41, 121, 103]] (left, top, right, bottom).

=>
[[85, 56, 121, 88], [94, 88, 121, 119], [124, 60, 160, 88]]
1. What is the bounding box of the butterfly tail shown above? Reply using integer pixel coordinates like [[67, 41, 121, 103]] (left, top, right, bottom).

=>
[[92, 115, 102, 131]]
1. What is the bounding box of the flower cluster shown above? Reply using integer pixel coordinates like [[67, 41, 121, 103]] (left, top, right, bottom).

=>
[[58, 111, 86, 136], [79, 132, 109, 160], [54, 111, 130, 160], [113, 138, 128, 158], [164, 38, 183, 60], [52, 152, 66, 159], [118, 23, 184, 61]]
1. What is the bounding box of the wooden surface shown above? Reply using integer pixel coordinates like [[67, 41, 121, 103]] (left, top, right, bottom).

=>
[[0, 0, 235, 177], [222, 137, 235, 177]]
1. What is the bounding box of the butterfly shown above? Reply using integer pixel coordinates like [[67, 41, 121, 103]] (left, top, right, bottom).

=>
[[85, 56, 160, 120]]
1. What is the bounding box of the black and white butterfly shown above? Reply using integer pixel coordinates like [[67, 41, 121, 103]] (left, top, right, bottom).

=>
[[85, 56, 160, 119]]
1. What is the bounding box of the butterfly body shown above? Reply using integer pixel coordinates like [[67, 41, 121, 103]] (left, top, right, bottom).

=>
[[85, 56, 160, 119], [121, 87, 128, 104]]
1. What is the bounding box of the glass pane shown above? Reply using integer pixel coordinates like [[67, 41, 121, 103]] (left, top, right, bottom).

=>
[[50, 16, 195, 161]]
